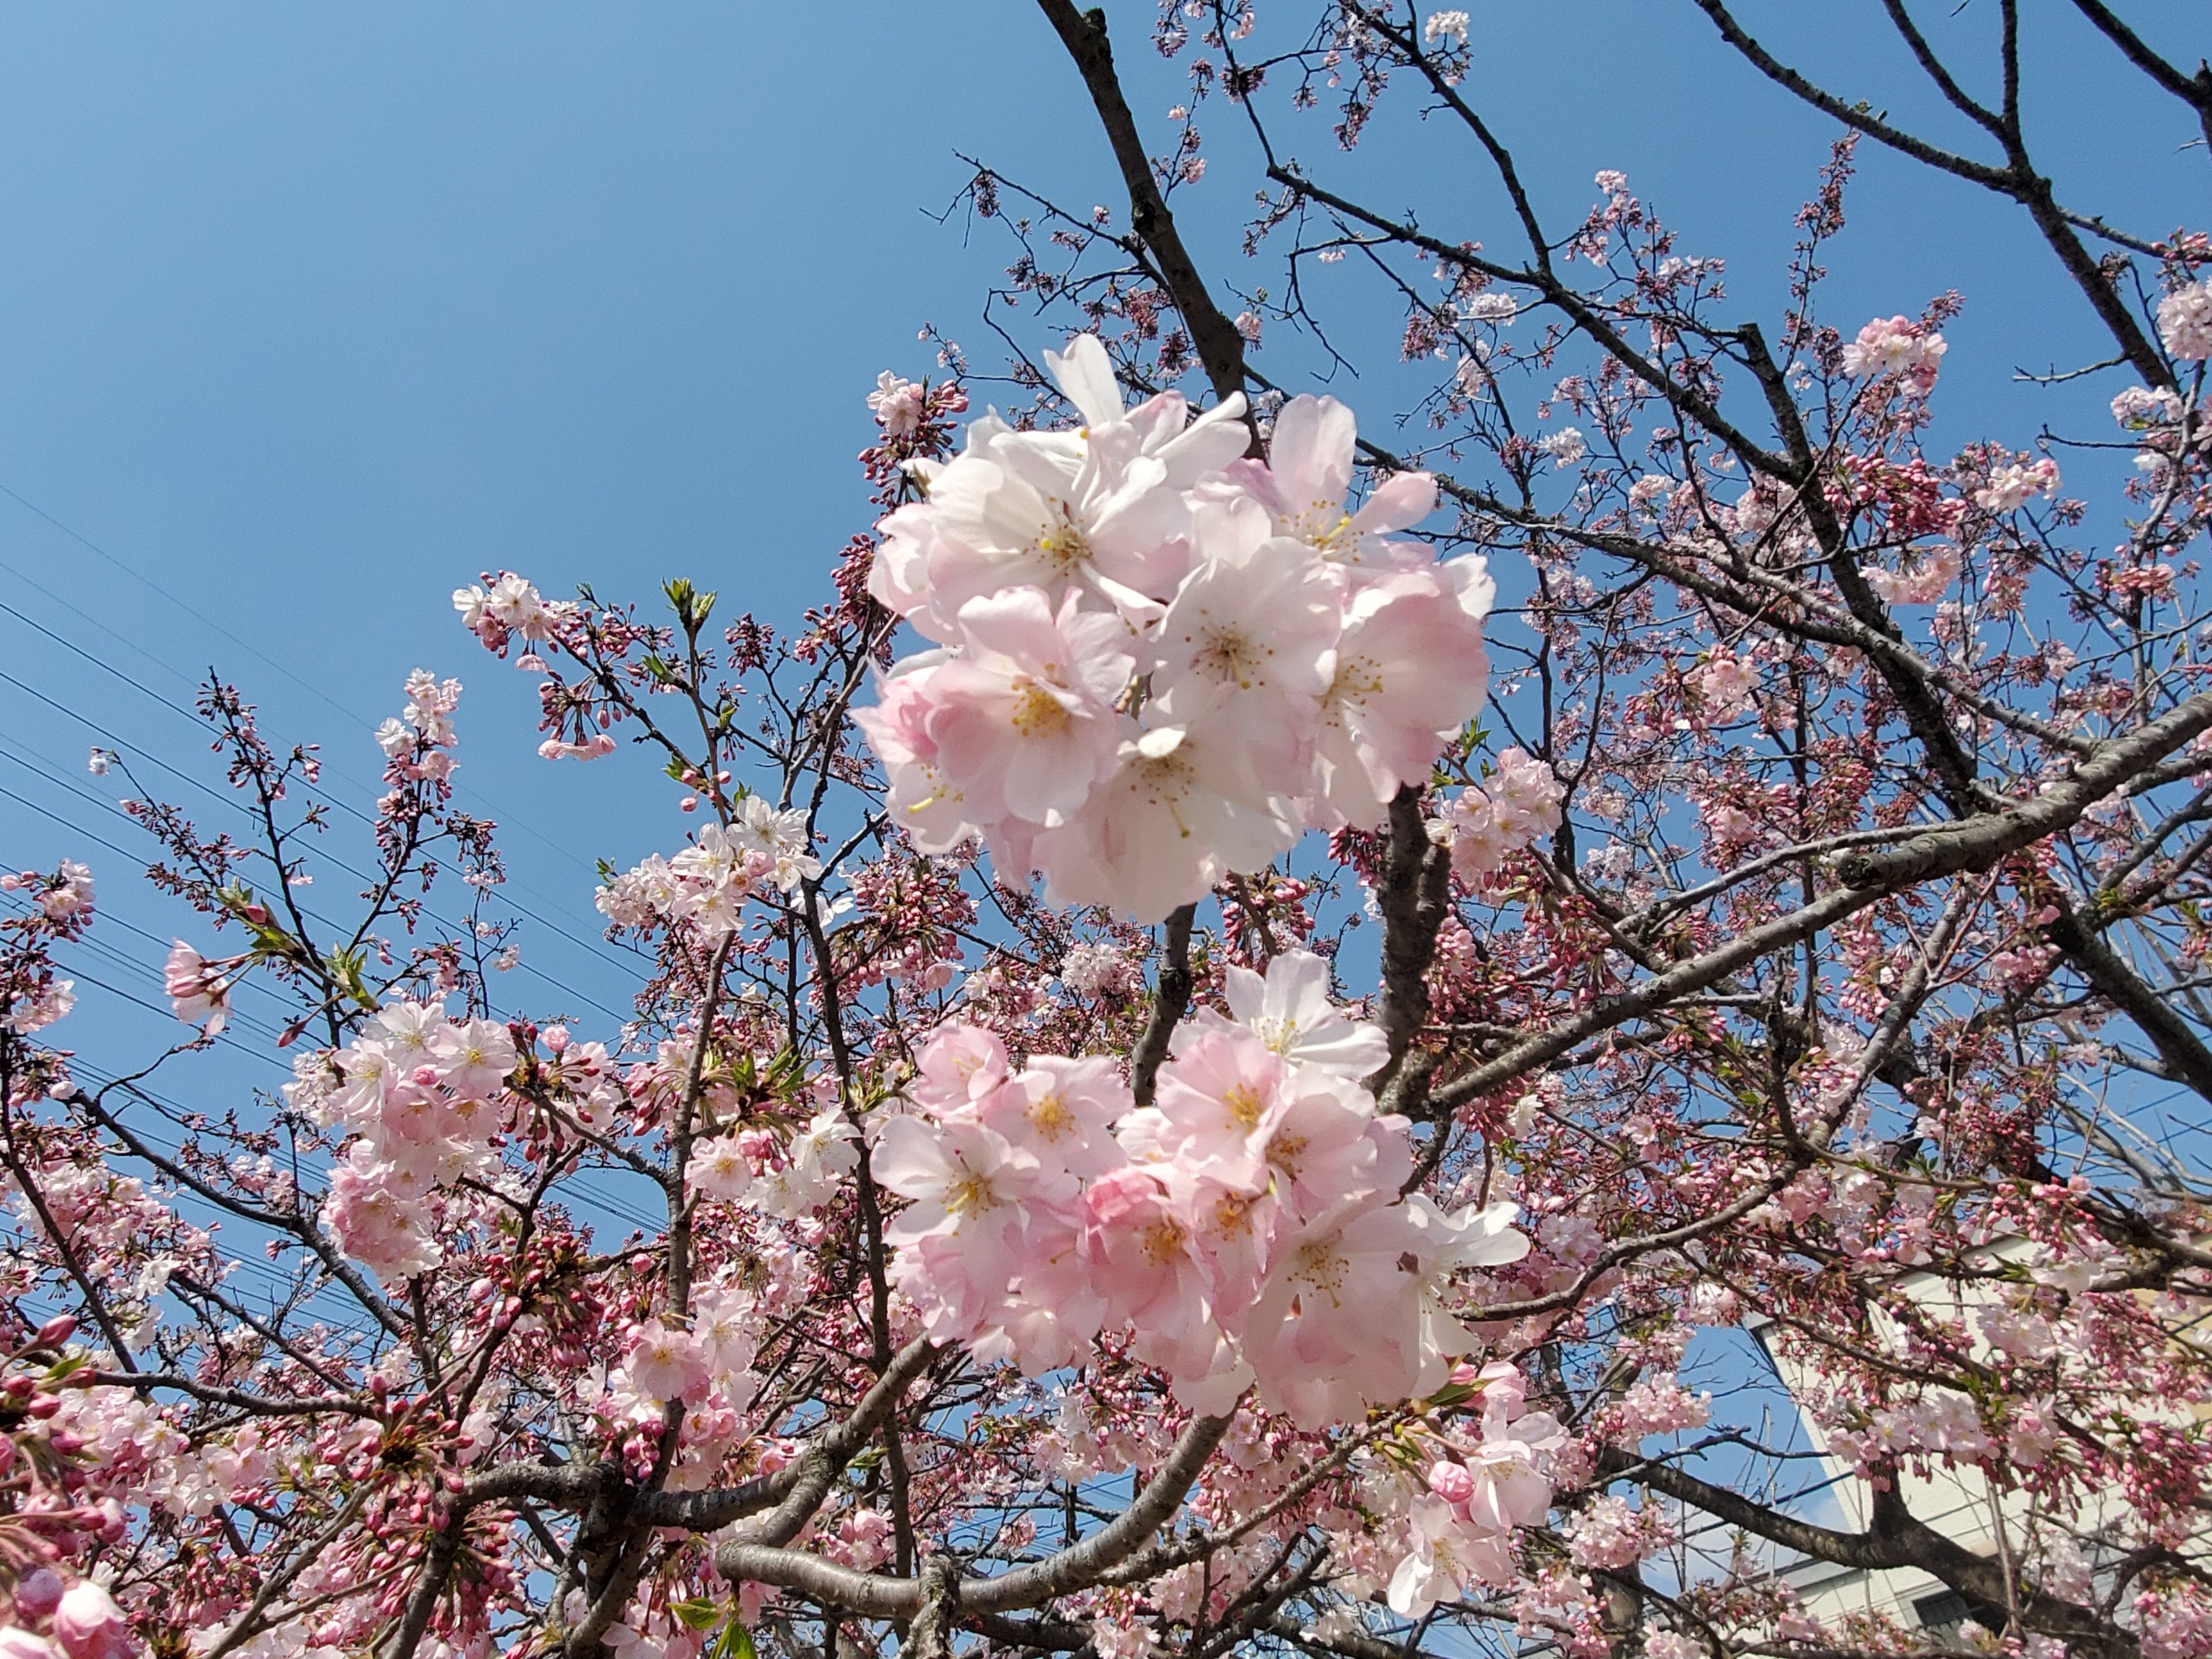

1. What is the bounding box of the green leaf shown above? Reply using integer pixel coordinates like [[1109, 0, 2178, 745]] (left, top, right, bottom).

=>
[[670, 1599, 722, 1633], [663, 577, 716, 631], [325, 948, 377, 1012]]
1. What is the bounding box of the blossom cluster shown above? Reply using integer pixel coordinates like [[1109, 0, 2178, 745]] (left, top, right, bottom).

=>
[[298, 1004, 612, 1281], [595, 797, 823, 937], [856, 334, 1496, 920], [1444, 747, 1565, 881], [0, 1571, 130, 1659], [1839, 314, 1947, 396], [683, 1104, 858, 1226], [1388, 1362, 1568, 1616], [452, 576, 572, 658], [0, 863, 92, 1037], [2158, 280, 2212, 362], [870, 950, 1527, 1426], [373, 669, 465, 784], [160, 942, 231, 1038], [0, 1317, 139, 1659]]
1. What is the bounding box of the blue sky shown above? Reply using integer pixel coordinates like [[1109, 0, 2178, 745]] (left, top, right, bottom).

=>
[[0, 0, 2200, 1119]]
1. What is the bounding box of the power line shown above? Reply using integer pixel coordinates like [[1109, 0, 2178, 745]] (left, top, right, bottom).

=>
[[0, 486, 613, 880], [64, 1056, 671, 1243], [0, 706, 639, 1027], [0, 627, 646, 989]]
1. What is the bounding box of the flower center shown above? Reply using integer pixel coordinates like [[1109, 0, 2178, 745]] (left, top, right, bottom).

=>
[[1287, 502, 1358, 556], [1138, 1217, 1189, 1266], [1010, 681, 1072, 737], [1193, 626, 1267, 690], [1290, 1238, 1349, 1305], [1223, 1083, 1267, 1132], [1026, 1091, 1076, 1141], [1213, 1191, 1258, 1238], [1324, 653, 1385, 714], [1036, 511, 1093, 573], [946, 1169, 999, 1220]]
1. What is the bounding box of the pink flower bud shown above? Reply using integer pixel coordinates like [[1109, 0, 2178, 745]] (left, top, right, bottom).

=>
[[1426, 1460, 1477, 1505], [51, 1580, 130, 1659], [15, 1569, 63, 1617], [32, 1318, 74, 1350]]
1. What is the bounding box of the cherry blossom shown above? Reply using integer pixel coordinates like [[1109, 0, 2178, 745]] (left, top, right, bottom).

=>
[[2158, 280, 2212, 361], [1446, 747, 1565, 879], [1839, 313, 1948, 394], [2, 15, 2208, 1658]]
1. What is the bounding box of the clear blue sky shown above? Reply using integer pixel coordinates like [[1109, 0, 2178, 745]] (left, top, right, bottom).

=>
[[0, 2, 2198, 1109]]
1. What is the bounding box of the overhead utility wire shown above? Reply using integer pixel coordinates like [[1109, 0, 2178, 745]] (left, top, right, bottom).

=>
[[0, 688, 637, 1027], [0, 618, 645, 987], [0, 484, 615, 878]]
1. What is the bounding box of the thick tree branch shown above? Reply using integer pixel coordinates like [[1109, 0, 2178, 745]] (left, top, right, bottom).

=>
[[1132, 903, 1197, 1106], [648, 1336, 939, 1534], [1033, 0, 1251, 407], [1609, 1450, 2138, 1659], [717, 1411, 1233, 1615], [1433, 687, 2212, 1113], [1370, 783, 1452, 1102]]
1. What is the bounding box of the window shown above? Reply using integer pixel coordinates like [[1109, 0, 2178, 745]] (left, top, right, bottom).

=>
[[1914, 1591, 1976, 1644]]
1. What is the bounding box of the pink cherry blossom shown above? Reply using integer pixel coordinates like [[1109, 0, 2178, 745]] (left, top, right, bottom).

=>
[[50, 1581, 129, 1659], [1447, 748, 1564, 879], [1310, 561, 1493, 830], [1221, 394, 1437, 570], [161, 943, 231, 1037], [2157, 281, 2212, 361], [624, 1318, 709, 1407], [1840, 314, 1947, 394], [1197, 948, 1389, 1080], [1031, 709, 1302, 923], [912, 587, 1134, 827]]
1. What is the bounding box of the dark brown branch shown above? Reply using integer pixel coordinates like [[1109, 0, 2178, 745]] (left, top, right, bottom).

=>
[[1369, 783, 1452, 1100], [1610, 1450, 2138, 1659], [2061, 0, 2212, 158], [2042, 900, 2212, 1106], [1689, 0, 2172, 387], [1432, 686, 2212, 1113], [1131, 903, 1197, 1106], [1033, 0, 1251, 408], [717, 1411, 1234, 1615], [644, 1335, 939, 1532]]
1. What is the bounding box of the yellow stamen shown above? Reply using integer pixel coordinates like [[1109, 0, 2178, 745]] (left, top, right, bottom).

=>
[[1223, 1083, 1267, 1132], [1027, 1091, 1076, 1141], [1011, 682, 1071, 736]]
